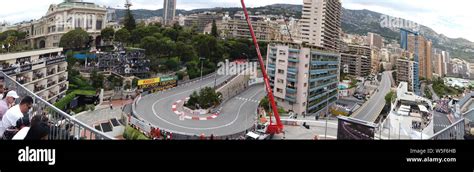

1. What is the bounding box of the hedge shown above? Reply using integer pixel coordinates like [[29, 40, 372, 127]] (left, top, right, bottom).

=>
[[123, 126, 150, 140], [54, 89, 96, 111]]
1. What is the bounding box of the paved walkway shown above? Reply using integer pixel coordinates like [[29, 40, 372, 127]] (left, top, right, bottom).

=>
[[74, 99, 132, 126], [273, 118, 338, 140]]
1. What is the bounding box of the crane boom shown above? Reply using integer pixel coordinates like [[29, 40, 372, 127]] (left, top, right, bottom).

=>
[[240, 0, 283, 134]]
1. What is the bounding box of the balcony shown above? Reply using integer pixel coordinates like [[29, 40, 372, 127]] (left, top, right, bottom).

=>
[[34, 85, 46, 92], [47, 80, 57, 87], [285, 95, 297, 103], [58, 66, 67, 72], [48, 91, 57, 99], [267, 63, 276, 69], [288, 57, 299, 63], [59, 84, 68, 93], [47, 69, 56, 76], [309, 75, 337, 82], [286, 87, 297, 94], [58, 76, 67, 83], [289, 49, 300, 53], [32, 71, 45, 81], [268, 72, 275, 77], [287, 76, 297, 82], [2, 63, 32, 75], [46, 56, 66, 66], [16, 76, 31, 84], [287, 67, 298, 74]]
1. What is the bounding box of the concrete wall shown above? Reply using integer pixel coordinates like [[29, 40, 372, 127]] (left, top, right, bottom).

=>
[[217, 71, 251, 101]]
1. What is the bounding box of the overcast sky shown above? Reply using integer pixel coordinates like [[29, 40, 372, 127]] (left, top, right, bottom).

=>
[[1, 0, 474, 42]]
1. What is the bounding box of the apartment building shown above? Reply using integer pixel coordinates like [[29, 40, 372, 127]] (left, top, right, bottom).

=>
[[367, 32, 383, 49], [340, 44, 371, 77], [397, 57, 415, 91], [220, 12, 277, 41], [163, 0, 177, 25], [0, 48, 68, 103], [407, 35, 432, 80], [300, 0, 342, 51], [266, 42, 339, 116], [184, 12, 221, 33]]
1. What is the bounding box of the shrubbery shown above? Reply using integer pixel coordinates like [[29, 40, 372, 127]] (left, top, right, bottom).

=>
[[123, 126, 150, 140], [185, 87, 222, 110]]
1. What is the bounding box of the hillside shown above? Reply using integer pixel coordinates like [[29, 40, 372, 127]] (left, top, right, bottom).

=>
[[116, 4, 474, 60]]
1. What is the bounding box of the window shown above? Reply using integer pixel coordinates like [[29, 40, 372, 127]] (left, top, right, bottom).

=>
[[278, 59, 285, 65], [278, 69, 285, 74], [96, 20, 103, 30], [277, 79, 284, 84], [304, 83, 307, 87], [279, 50, 286, 55], [277, 88, 283, 93]]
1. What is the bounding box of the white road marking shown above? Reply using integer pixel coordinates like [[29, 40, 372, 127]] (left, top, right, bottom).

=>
[[149, 75, 254, 130]]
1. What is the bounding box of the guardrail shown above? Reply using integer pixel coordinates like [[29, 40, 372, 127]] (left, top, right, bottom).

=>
[[130, 69, 255, 140], [429, 118, 465, 140], [0, 71, 114, 140], [130, 94, 254, 140]]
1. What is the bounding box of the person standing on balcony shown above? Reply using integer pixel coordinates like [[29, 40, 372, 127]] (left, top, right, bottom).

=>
[[0, 96, 33, 138], [0, 91, 19, 122], [0, 84, 4, 100]]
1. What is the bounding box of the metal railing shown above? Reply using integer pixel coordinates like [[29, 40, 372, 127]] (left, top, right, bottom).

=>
[[130, 68, 255, 140], [429, 118, 465, 140], [0, 71, 114, 140]]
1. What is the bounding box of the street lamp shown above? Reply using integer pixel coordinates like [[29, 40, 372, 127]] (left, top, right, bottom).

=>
[[199, 57, 206, 90]]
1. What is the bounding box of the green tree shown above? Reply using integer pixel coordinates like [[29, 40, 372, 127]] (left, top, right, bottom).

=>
[[130, 27, 150, 45], [211, 19, 218, 37], [175, 41, 197, 62], [164, 57, 180, 71], [162, 28, 178, 41], [259, 96, 270, 112], [59, 28, 90, 50], [385, 91, 396, 105], [101, 27, 115, 44], [185, 87, 221, 109], [115, 28, 130, 44], [140, 36, 159, 56], [123, 8, 136, 31], [90, 70, 105, 89]]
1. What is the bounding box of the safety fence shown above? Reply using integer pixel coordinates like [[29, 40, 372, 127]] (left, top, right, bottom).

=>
[[1, 71, 113, 140], [129, 70, 255, 140]]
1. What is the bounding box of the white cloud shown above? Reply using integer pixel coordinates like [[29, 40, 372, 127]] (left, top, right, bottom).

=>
[[1, 0, 474, 42], [342, 0, 474, 41]]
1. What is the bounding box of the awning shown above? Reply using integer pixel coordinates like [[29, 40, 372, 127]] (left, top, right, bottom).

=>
[[397, 110, 409, 116], [418, 105, 429, 113], [246, 132, 260, 139]]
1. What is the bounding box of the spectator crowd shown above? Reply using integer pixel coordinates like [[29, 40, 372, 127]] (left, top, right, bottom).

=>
[[0, 84, 50, 140]]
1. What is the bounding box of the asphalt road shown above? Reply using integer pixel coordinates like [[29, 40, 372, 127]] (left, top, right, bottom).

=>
[[433, 111, 452, 133], [351, 71, 392, 122], [135, 72, 266, 136], [273, 119, 338, 140]]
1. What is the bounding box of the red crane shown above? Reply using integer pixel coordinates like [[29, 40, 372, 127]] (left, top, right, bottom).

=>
[[240, 0, 283, 134]]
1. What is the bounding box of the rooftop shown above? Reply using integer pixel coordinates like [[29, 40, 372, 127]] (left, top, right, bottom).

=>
[[0, 48, 63, 60]]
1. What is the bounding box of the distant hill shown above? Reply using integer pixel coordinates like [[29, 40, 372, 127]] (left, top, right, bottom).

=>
[[116, 4, 474, 61]]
